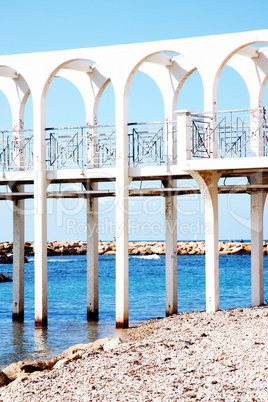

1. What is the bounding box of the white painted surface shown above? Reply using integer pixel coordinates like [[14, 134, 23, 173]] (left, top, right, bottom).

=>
[[0, 30, 267, 326], [251, 192, 267, 306]]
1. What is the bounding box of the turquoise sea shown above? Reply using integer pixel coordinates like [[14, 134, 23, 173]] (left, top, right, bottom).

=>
[[0, 254, 267, 369]]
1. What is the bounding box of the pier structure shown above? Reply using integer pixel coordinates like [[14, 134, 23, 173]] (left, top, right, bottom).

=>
[[0, 30, 268, 327]]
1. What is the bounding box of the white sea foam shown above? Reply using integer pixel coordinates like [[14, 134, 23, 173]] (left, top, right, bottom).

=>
[[131, 254, 160, 260], [47, 258, 78, 263]]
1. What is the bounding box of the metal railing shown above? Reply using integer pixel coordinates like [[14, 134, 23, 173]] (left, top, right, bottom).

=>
[[128, 121, 176, 167], [45, 121, 176, 170], [0, 122, 174, 172], [2, 108, 267, 173], [0, 130, 34, 174], [191, 108, 268, 158], [45, 125, 116, 170]]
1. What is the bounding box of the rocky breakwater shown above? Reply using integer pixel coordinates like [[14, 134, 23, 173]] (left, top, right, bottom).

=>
[[0, 240, 268, 257], [98, 240, 268, 256]]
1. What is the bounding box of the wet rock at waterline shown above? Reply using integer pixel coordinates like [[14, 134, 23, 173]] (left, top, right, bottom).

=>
[[0, 254, 28, 264], [0, 273, 12, 282]]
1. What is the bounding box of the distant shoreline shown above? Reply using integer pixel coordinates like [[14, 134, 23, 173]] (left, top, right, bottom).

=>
[[0, 240, 267, 256]]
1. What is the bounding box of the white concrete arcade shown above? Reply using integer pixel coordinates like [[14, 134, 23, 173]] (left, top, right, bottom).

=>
[[0, 30, 268, 327]]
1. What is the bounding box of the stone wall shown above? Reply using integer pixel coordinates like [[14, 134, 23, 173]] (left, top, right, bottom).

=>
[[0, 241, 268, 256]]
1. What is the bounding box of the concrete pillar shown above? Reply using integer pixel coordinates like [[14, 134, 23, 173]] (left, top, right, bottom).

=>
[[33, 95, 48, 327], [164, 184, 178, 315], [251, 192, 267, 306], [86, 181, 99, 320], [190, 171, 221, 312], [115, 93, 130, 328], [12, 117, 25, 322], [12, 195, 24, 322]]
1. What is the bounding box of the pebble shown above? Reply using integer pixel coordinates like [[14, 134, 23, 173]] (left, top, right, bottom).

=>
[[0, 306, 267, 401]]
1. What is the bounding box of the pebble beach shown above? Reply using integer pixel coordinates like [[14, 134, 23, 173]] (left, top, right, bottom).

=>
[[0, 306, 267, 401]]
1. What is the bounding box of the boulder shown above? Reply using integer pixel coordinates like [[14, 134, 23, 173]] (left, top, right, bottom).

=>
[[0, 254, 28, 264], [0, 254, 10, 264], [61, 337, 122, 360], [150, 245, 163, 254], [0, 370, 11, 387], [2, 357, 59, 382], [0, 273, 12, 282]]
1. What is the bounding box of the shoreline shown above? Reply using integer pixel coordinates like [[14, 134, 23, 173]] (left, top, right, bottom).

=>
[[0, 305, 267, 400], [0, 240, 267, 257]]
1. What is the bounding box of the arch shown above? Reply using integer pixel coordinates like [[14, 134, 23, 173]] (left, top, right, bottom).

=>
[[0, 72, 31, 128], [128, 70, 165, 122], [0, 88, 12, 129], [176, 69, 204, 113], [203, 35, 268, 112], [119, 50, 181, 104], [46, 75, 86, 127], [41, 58, 107, 102], [217, 65, 250, 111], [97, 80, 115, 125], [261, 74, 268, 107]]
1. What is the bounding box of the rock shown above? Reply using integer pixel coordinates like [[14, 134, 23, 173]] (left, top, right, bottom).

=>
[[0, 240, 264, 257], [244, 244, 251, 253], [2, 357, 59, 382], [0, 254, 11, 264], [0, 370, 11, 387], [228, 246, 245, 255], [2, 361, 26, 381], [0, 254, 28, 264], [150, 246, 163, 254], [0, 273, 12, 282], [61, 337, 122, 360], [103, 337, 122, 352]]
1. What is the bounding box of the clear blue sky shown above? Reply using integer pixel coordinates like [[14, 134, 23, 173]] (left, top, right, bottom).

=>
[[0, 0, 268, 241]]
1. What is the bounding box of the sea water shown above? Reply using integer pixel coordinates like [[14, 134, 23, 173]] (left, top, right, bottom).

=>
[[0, 254, 267, 369]]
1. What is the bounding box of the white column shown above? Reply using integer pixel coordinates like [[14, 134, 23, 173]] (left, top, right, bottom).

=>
[[251, 192, 267, 306], [164, 109, 178, 316], [190, 171, 221, 312], [115, 93, 129, 328], [165, 188, 177, 315], [33, 95, 48, 327], [12, 117, 25, 322], [86, 182, 99, 320], [13, 196, 24, 321]]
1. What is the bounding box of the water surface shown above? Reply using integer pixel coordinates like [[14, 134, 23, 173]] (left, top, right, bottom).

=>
[[0, 254, 267, 368]]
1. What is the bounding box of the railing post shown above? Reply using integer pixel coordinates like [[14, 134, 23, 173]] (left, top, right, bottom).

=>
[[250, 109, 263, 157], [175, 110, 192, 162], [165, 120, 175, 169], [86, 124, 97, 169]]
